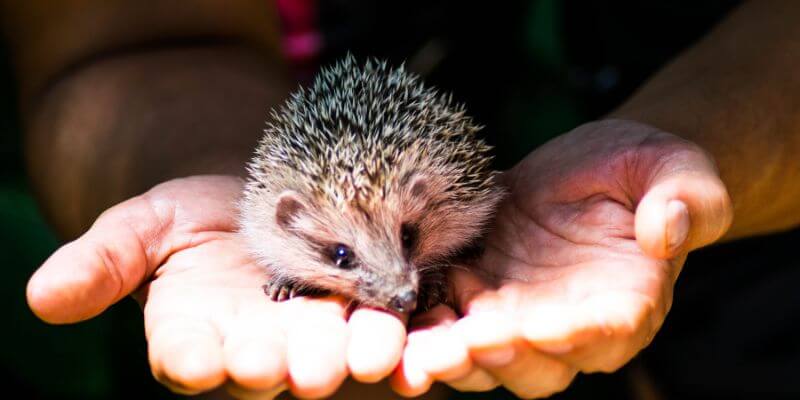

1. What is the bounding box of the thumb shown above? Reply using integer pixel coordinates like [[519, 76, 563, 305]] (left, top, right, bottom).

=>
[[26, 195, 173, 324], [634, 147, 733, 259], [27, 176, 243, 324]]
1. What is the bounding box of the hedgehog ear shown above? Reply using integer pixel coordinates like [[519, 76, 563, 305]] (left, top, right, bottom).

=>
[[275, 191, 307, 230], [408, 175, 430, 198]]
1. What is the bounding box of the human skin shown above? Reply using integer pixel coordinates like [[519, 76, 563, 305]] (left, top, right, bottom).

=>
[[13, 1, 800, 399], [389, 1, 800, 397], [390, 120, 732, 397], [6, 1, 420, 398]]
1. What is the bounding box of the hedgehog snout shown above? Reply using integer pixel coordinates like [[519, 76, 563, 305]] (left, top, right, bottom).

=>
[[358, 260, 420, 312], [384, 264, 420, 312], [389, 290, 418, 313]]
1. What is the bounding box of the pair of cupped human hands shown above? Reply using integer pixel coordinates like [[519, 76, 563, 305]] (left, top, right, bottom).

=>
[[26, 120, 732, 399]]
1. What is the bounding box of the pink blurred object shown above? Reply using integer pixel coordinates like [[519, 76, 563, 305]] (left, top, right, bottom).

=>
[[276, 0, 321, 80]]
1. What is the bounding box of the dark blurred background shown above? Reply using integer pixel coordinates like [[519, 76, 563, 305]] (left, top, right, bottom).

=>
[[4, 0, 800, 399]]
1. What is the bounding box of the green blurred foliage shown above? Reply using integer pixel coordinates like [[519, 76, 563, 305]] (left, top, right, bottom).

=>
[[0, 41, 110, 398], [0, 183, 112, 398], [494, 0, 582, 168], [0, 43, 172, 399]]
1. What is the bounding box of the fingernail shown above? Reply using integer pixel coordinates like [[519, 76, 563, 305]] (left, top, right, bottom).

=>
[[666, 200, 690, 252], [534, 341, 574, 355], [452, 313, 515, 349], [473, 346, 516, 367]]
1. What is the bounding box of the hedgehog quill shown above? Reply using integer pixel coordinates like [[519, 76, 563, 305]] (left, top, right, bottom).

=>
[[239, 56, 504, 314]]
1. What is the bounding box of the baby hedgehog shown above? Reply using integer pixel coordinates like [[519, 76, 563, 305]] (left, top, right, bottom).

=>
[[239, 55, 504, 314]]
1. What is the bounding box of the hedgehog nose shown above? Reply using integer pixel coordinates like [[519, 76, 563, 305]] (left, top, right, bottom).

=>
[[390, 290, 418, 313]]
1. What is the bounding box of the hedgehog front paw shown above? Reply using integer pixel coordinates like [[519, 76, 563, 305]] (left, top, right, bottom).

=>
[[416, 269, 449, 313], [262, 280, 300, 302], [416, 285, 447, 313]]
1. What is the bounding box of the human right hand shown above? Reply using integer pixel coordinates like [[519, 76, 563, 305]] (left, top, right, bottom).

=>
[[390, 119, 734, 398], [26, 175, 407, 399]]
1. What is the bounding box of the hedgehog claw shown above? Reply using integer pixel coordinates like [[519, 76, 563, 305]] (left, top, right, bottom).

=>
[[415, 267, 449, 313], [416, 286, 446, 312], [263, 281, 296, 302], [263, 283, 274, 300], [277, 285, 290, 302]]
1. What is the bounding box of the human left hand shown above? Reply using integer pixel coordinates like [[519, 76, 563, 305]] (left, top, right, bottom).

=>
[[390, 119, 733, 398], [26, 175, 407, 399]]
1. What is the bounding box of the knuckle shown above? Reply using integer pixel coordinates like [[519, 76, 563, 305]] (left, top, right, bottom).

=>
[[151, 368, 202, 396], [574, 334, 639, 373], [227, 382, 287, 400], [91, 243, 126, 298], [510, 365, 577, 399], [554, 366, 578, 390], [596, 347, 636, 373]]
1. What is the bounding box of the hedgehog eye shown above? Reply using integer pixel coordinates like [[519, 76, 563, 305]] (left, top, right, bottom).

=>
[[330, 244, 355, 269], [401, 223, 418, 252]]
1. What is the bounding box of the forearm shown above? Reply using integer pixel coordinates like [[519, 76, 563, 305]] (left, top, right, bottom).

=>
[[612, 0, 800, 240], [0, 0, 280, 104], [24, 46, 291, 237], [4, 1, 292, 237]]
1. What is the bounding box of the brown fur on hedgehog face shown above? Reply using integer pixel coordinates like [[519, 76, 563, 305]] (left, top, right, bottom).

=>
[[239, 169, 501, 311]]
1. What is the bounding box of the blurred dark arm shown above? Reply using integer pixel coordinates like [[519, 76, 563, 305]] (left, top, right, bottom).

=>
[[0, 1, 292, 237]]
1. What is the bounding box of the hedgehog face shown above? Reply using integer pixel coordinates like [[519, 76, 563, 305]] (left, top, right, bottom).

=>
[[240, 186, 422, 312], [239, 169, 503, 313], [277, 186, 425, 312]]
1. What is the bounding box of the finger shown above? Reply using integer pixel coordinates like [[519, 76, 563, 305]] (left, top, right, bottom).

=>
[[457, 277, 592, 361], [634, 145, 732, 259], [283, 297, 350, 399], [568, 292, 659, 373], [407, 305, 472, 382], [521, 292, 659, 373], [441, 366, 500, 392], [147, 316, 227, 395], [223, 309, 288, 391], [333, 379, 451, 400], [449, 268, 499, 315], [347, 307, 406, 383], [226, 382, 288, 400], [445, 271, 515, 392], [278, 295, 350, 328], [452, 313, 516, 366], [487, 340, 577, 399], [389, 305, 466, 397], [389, 335, 434, 397], [26, 197, 163, 323], [453, 311, 575, 397]]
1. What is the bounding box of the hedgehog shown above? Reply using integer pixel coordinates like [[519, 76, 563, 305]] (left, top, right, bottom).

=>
[[238, 55, 504, 314]]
